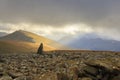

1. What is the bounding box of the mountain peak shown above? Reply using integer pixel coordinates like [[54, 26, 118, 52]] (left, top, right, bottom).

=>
[[0, 30, 36, 43], [0, 30, 65, 53], [14, 30, 30, 34], [16, 29, 24, 32], [0, 30, 65, 49]]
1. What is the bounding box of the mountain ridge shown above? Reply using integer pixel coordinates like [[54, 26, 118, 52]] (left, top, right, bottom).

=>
[[0, 30, 64, 53], [0, 32, 8, 37], [66, 34, 120, 51]]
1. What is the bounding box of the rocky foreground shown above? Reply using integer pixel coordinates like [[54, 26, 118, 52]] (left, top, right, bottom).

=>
[[0, 50, 120, 80]]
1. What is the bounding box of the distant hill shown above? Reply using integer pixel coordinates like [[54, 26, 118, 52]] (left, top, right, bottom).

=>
[[0, 32, 7, 37], [60, 33, 120, 51], [63, 33, 120, 51], [0, 30, 64, 53]]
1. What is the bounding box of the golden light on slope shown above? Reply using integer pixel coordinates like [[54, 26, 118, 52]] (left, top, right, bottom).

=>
[[0, 30, 65, 53], [0, 40, 56, 53]]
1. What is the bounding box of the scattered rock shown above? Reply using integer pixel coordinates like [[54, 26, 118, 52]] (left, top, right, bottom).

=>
[[69, 67, 79, 80], [14, 76, 32, 80], [0, 75, 13, 80], [112, 74, 120, 80], [79, 59, 120, 80], [7, 71, 23, 79], [0, 51, 120, 80], [81, 77, 92, 80], [36, 72, 58, 80]]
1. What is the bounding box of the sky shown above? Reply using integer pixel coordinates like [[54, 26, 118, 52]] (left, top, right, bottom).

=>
[[0, 0, 120, 41]]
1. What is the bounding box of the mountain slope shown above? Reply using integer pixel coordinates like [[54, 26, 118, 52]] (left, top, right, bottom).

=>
[[0, 40, 55, 53], [0, 30, 57, 43], [65, 34, 120, 51], [0, 30, 64, 53], [0, 32, 7, 37]]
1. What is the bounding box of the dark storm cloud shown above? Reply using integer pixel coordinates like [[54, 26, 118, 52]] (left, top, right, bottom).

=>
[[0, 0, 119, 26]]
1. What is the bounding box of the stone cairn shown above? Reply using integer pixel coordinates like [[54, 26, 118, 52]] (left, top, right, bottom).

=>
[[37, 43, 43, 55]]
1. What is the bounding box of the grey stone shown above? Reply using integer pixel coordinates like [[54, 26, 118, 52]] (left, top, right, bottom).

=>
[[7, 72, 23, 79], [81, 77, 92, 80], [14, 76, 32, 80], [112, 74, 120, 80], [0, 75, 13, 80]]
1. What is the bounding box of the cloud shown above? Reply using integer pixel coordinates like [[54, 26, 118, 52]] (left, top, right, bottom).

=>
[[0, 23, 93, 40], [0, 0, 118, 25], [0, 0, 120, 41]]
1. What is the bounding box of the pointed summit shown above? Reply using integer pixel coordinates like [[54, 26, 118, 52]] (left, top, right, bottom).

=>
[[0, 30, 65, 53], [0, 30, 64, 48], [0, 30, 35, 43]]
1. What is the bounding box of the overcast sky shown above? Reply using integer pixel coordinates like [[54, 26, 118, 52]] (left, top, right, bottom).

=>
[[0, 0, 120, 41]]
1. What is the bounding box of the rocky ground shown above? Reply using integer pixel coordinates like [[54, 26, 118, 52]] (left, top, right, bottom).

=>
[[0, 50, 120, 80]]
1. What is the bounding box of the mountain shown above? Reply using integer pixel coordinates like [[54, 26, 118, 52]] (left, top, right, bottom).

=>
[[59, 33, 99, 44], [0, 32, 7, 37], [0, 30, 64, 53], [63, 33, 120, 51]]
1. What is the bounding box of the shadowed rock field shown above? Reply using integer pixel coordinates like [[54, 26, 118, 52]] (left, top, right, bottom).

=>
[[0, 50, 120, 80]]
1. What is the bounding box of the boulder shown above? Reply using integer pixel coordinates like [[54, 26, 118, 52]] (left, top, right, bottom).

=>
[[81, 77, 92, 80], [14, 76, 32, 80], [7, 71, 23, 79], [112, 74, 120, 80], [0, 75, 13, 80], [78, 59, 120, 80]]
